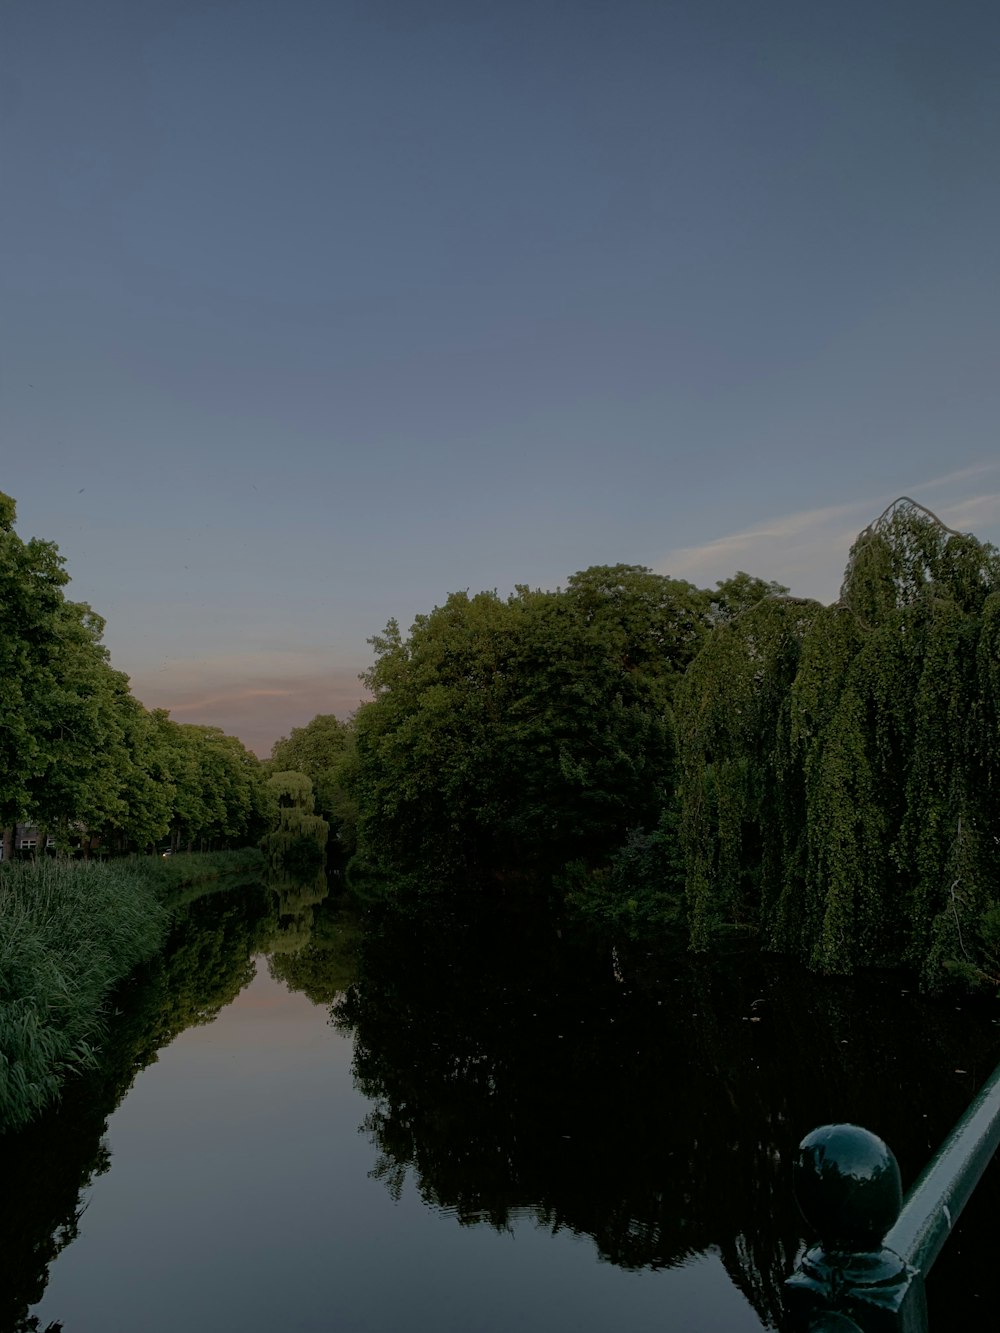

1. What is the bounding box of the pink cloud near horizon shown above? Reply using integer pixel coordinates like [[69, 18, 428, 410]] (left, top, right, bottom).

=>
[[129, 662, 370, 757]]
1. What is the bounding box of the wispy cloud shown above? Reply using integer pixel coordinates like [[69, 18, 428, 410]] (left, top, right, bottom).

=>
[[659, 464, 1000, 602], [167, 688, 296, 714], [908, 461, 1000, 492], [922, 492, 1000, 532]]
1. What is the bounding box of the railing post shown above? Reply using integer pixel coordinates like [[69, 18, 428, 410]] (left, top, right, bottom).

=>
[[784, 1124, 928, 1332], [785, 1057, 1000, 1330]]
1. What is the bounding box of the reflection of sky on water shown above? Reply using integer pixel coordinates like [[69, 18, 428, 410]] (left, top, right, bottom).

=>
[[33, 963, 764, 1333]]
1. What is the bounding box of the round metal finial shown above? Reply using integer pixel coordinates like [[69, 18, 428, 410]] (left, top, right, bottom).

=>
[[793, 1123, 903, 1251]]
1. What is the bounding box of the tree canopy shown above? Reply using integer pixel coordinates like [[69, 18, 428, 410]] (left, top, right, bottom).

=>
[[264, 769, 330, 876], [267, 712, 354, 841], [0, 492, 266, 856], [346, 566, 715, 891]]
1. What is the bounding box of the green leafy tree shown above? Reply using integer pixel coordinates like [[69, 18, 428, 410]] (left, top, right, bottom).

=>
[[26, 600, 135, 847], [267, 713, 355, 841], [677, 500, 1000, 981], [1, 494, 264, 858], [707, 571, 790, 624], [794, 502, 1000, 978], [676, 595, 823, 950], [350, 566, 711, 892], [157, 717, 268, 852], [100, 694, 176, 851], [264, 770, 329, 874], [561, 563, 710, 683], [0, 492, 71, 856]]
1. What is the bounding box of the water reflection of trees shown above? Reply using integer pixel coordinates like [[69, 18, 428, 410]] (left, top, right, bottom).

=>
[[4, 889, 999, 1333], [0, 885, 274, 1333], [266, 889, 362, 1004], [2, 870, 357, 1333], [334, 901, 1000, 1330], [260, 867, 329, 955]]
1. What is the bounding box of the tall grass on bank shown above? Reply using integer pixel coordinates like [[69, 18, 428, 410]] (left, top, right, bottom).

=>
[[0, 861, 169, 1133], [135, 847, 266, 898]]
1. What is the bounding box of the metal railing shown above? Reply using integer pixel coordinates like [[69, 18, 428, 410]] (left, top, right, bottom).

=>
[[784, 1059, 1000, 1331]]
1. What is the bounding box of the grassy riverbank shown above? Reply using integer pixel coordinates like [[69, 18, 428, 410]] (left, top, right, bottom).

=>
[[135, 847, 266, 897], [0, 849, 265, 1133]]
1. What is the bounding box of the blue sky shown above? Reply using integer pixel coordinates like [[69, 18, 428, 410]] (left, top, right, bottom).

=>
[[3, 0, 999, 753]]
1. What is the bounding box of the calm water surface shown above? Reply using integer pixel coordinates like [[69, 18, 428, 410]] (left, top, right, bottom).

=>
[[4, 882, 1000, 1332], [31, 963, 759, 1333]]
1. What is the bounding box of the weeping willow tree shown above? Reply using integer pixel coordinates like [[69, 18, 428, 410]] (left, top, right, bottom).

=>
[[262, 775, 330, 954], [677, 596, 824, 951], [264, 770, 330, 875], [679, 500, 1000, 982]]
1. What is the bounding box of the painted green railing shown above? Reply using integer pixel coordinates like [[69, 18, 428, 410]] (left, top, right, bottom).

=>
[[784, 1058, 1000, 1332]]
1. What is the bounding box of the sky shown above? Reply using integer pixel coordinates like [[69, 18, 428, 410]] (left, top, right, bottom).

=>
[[3, 0, 999, 755]]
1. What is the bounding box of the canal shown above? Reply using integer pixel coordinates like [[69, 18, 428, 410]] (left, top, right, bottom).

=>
[[3, 881, 1000, 1332]]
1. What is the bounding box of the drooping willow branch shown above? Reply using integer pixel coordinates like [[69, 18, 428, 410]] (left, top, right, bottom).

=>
[[676, 498, 1000, 982]]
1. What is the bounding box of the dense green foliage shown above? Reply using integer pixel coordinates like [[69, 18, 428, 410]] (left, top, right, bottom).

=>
[[677, 595, 824, 951], [152, 714, 270, 854], [0, 492, 272, 1134], [346, 566, 713, 891], [0, 861, 168, 1132], [263, 770, 330, 876], [677, 501, 1000, 981], [9, 476, 984, 993], [264, 505, 999, 985], [131, 847, 266, 901], [0, 851, 268, 1135], [267, 714, 355, 841], [558, 808, 687, 934], [0, 491, 268, 857]]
